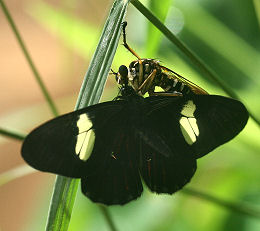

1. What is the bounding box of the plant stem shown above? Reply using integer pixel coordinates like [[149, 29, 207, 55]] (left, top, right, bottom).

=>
[[0, 127, 26, 140], [0, 0, 58, 116], [183, 187, 260, 219]]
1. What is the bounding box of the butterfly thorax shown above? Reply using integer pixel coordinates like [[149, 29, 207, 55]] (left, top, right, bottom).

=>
[[117, 85, 144, 103]]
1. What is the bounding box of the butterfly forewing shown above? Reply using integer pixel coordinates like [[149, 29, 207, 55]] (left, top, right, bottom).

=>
[[21, 101, 126, 177], [143, 95, 248, 160], [191, 95, 249, 158]]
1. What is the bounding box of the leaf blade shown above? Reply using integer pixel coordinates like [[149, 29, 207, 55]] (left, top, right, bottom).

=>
[[45, 1, 130, 230]]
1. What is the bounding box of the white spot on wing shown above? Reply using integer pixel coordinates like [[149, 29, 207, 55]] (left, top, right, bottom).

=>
[[77, 114, 92, 133], [179, 101, 199, 145], [180, 117, 196, 145], [181, 100, 196, 117], [189, 118, 199, 136], [75, 114, 95, 161]]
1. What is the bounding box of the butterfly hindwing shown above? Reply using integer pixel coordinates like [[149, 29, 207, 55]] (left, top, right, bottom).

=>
[[80, 102, 144, 205], [139, 140, 197, 194], [81, 114, 143, 205], [81, 128, 143, 205], [136, 96, 197, 194]]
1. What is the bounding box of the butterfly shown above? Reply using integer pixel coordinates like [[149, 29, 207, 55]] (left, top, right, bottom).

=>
[[21, 82, 248, 205]]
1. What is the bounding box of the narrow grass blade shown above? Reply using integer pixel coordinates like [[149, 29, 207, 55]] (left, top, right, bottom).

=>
[[183, 188, 260, 219], [0, 165, 35, 186], [0, 0, 58, 116], [0, 127, 26, 140], [45, 1, 129, 231]]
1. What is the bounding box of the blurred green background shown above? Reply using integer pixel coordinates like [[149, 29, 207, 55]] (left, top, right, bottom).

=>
[[0, 0, 260, 230]]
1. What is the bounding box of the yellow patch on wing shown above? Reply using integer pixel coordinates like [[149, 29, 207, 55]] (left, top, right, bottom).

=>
[[179, 100, 199, 145], [75, 114, 95, 161]]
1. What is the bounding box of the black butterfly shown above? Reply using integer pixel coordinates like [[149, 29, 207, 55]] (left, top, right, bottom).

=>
[[21, 84, 248, 205]]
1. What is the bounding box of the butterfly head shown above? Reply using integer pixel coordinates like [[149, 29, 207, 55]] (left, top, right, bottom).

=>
[[113, 65, 129, 86]]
